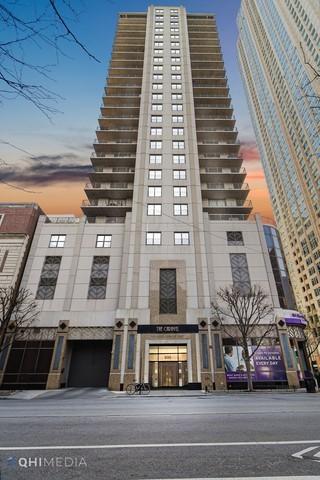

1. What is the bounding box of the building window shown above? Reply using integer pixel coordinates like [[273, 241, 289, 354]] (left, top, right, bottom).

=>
[[172, 115, 183, 123], [173, 141, 184, 149], [170, 35, 179, 40], [171, 65, 181, 71], [174, 204, 188, 216], [149, 154, 162, 164], [171, 42, 180, 47], [153, 65, 163, 71], [150, 127, 162, 135], [149, 170, 162, 180], [173, 170, 186, 180], [172, 74, 182, 80], [49, 235, 66, 248], [152, 93, 163, 100], [154, 43, 163, 48], [150, 141, 162, 149], [154, 49, 163, 55], [96, 235, 112, 248], [174, 186, 187, 197], [36, 256, 61, 300], [152, 83, 163, 90], [151, 104, 163, 111], [88, 256, 109, 299], [154, 28, 163, 33], [0, 214, 4, 226], [171, 54, 180, 60], [147, 204, 162, 216], [174, 232, 190, 245], [171, 49, 180, 54], [146, 232, 161, 245], [151, 115, 162, 123], [230, 253, 251, 294], [173, 154, 185, 164], [172, 128, 184, 136], [160, 269, 177, 314], [227, 231, 244, 246], [172, 104, 183, 111], [127, 334, 135, 370], [172, 83, 182, 90], [172, 93, 183, 100], [153, 73, 163, 80], [154, 35, 163, 40], [153, 56, 163, 63], [148, 186, 162, 197]]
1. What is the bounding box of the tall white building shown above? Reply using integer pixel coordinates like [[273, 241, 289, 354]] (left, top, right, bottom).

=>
[[0, 7, 308, 391], [237, 0, 320, 362]]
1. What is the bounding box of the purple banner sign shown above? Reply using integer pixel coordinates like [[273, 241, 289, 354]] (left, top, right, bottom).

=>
[[224, 346, 287, 382]]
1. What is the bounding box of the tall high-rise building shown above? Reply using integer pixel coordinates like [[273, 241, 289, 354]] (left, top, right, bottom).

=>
[[237, 1, 320, 340], [0, 7, 308, 392]]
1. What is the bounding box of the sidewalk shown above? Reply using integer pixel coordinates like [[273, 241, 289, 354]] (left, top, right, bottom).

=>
[[0, 387, 312, 400]]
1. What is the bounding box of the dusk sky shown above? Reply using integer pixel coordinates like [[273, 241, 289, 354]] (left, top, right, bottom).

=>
[[0, 0, 274, 222]]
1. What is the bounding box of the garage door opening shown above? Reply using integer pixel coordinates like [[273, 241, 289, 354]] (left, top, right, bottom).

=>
[[67, 340, 112, 388]]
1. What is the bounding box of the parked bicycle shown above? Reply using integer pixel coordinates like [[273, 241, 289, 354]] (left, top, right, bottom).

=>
[[126, 382, 150, 395]]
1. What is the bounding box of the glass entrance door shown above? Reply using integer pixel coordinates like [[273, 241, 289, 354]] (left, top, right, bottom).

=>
[[149, 345, 188, 388], [159, 362, 178, 387]]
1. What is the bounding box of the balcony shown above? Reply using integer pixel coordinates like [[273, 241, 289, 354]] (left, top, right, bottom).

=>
[[90, 167, 135, 182], [200, 167, 246, 182], [208, 213, 251, 221], [98, 116, 139, 130], [202, 199, 253, 215], [198, 154, 243, 169], [197, 141, 241, 156], [110, 59, 144, 70], [105, 86, 141, 97], [93, 139, 137, 155], [95, 128, 138, 143], [101, 105, 140, 118], [191, 61, 224, 70], [106, 76, 142, 87], [196, 117, 236, 128], [84, 182, 134, 199], [197, 129, 238, 144], [82, 199, 132, 217], [90, 152, 136, 168], [201, 183, 250, 200]]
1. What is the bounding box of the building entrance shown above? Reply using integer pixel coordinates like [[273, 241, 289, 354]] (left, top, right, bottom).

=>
[[149, 345, 188, 388]]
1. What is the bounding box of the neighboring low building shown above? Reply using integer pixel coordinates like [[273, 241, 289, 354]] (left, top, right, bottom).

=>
[[263, 223, 296, 310], [0, 203, 42, 289]]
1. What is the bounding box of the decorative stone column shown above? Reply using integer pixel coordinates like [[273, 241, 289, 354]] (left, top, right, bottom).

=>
[[211, 319, 227, 390], [46, 320, 69, 390], [108, 319, 124, 391]]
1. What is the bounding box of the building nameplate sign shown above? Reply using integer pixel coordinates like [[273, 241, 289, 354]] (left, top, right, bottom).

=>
[[137, 324, 199, 334]]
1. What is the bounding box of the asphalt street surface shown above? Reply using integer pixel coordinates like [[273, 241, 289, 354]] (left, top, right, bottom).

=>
[[0, 389, 320, 479]]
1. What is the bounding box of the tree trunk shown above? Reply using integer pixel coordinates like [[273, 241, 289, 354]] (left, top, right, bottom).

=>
[[245, 358, 254, 392]]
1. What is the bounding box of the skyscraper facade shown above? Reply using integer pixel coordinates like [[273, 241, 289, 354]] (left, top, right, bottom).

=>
[[237, 0, 320, 344], [0, 7, 308, 391]]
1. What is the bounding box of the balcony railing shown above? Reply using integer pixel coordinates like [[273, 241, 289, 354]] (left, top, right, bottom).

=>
[[85, 183, 131, 189], [82, 199, 132, 207], [91, 152, 135, 158], [203, 167, 246, 174], [205, 183, 249, 190]]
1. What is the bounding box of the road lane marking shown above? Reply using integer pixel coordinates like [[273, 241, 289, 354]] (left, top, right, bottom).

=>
[[0, 440, 320, 451], [146, 478, 320, 480], [292, 446, 319, 459]]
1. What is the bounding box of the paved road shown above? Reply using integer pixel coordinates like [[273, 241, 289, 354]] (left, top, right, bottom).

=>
[[0, 390, 319, 479]]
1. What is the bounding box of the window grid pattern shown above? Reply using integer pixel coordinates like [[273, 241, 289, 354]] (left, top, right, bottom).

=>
[[88, 256, 109, 299]]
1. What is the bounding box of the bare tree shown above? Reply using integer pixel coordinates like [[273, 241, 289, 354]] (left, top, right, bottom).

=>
[[0, 287, 39, 354], [0, 0, 100, 118], [211, 285, 274, 392], [303, 327, 320, 367]]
